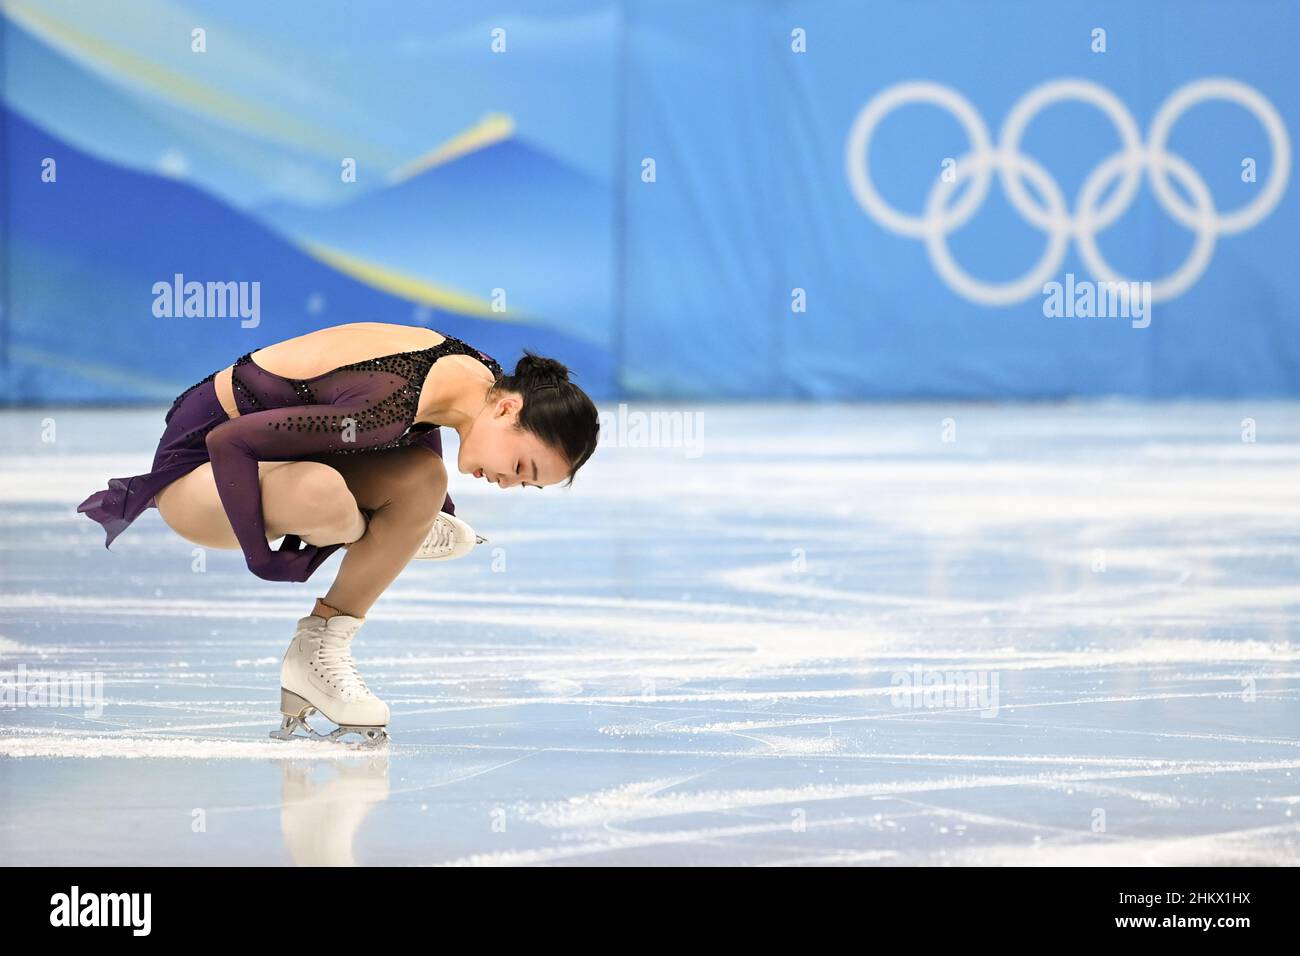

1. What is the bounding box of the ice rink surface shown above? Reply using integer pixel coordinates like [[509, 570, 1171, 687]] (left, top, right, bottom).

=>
[[2, 401, 1298, 866]]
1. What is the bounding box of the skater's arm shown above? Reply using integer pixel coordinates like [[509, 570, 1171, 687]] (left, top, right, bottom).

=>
[[204, 399, 413, 581]]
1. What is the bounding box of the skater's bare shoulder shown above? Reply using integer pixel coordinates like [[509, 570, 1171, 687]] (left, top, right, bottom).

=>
[[248, 323, 447, 380]]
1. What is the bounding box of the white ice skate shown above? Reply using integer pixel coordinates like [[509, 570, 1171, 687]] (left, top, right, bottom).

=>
[[270, 613, 390, 747], [412, 511, 488, 561]]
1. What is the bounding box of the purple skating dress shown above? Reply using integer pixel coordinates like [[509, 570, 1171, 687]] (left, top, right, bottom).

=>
[[77, 333, 504, 582]]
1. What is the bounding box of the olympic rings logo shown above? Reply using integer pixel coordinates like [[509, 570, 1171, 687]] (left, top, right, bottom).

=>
[[844, 78, 1291, 305]]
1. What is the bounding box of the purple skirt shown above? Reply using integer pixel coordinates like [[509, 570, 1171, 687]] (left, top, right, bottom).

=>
[[77, 375, 455, 550], [77, 374, 230, 549]]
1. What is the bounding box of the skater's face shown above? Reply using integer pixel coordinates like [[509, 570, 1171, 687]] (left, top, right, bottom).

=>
[[459, 393, 570, 490]]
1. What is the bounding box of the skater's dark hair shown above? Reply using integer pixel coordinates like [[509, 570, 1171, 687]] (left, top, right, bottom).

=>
[[491, 350, 599, 486]]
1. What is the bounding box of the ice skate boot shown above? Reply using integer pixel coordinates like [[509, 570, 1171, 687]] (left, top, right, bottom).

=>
[[412, 511, 488, 561], [270, 613, 390, 747]]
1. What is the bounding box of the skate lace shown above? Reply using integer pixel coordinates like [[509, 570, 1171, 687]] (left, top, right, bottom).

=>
[[315, 635, 372, 696], [421, 515, 452, 554]]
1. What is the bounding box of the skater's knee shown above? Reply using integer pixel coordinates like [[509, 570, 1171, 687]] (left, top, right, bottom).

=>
[[383, 452, 447, 522]]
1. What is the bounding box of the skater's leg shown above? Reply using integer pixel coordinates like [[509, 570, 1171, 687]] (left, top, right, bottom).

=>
[[264, 448, 444, 746], [155, 460, 367, 551], [156, 447, 446, 617], [305, 446, 448, 619]]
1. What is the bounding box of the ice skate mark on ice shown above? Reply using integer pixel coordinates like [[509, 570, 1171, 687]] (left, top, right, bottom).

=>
[[945, 821, 1300, 867], [957, 687, 1298, 715], [228, 586, 828, 621], [425, 687, 910, 706], [95, 720, 287, 736], [872, 639, 1300, 668], [607, 683, 1297, 738], [890, 796, 1099, 839], [0, 593, 858, 650], [367, 649, 748, 671], [721, 560, 1300, 625], [433, 816, 881, 867], [500, 745, 1278, 769], [1026, 780, 1187, 809], [331, 686, 909, 709], [630, 742, 779, 803], [511, 759, 1300, 830], [0, 734, 367, 759], [599, 715, 872, 736], [741, 734, 853, 756], [1015, 718, 1300, 750]]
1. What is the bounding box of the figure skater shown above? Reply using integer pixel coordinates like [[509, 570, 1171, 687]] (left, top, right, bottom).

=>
[[77, 321, 600, 745]]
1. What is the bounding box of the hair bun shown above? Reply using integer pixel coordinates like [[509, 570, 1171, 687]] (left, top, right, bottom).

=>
[[513, 350, 571, 390]]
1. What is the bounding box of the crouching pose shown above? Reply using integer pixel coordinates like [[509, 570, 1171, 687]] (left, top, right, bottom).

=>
[[78, 321, 600, 745]]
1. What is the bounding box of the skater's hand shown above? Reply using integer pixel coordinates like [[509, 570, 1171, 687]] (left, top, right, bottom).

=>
[[247, 535, 345, 582]]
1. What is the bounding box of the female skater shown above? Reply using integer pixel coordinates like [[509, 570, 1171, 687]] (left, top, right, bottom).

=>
[[77, 321, 600, 745]]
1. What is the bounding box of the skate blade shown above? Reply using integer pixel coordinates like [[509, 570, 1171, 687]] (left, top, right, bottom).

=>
[[272, 689, 390, 748], [270, 715, 390, 748]]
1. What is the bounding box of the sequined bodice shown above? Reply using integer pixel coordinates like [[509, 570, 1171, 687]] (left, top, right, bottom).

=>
[[227, 334, 503, 454]]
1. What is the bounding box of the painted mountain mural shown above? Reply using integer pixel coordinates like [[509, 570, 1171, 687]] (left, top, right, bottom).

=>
[[254, 113, 616, 353], [1, 105, 615, 402]]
